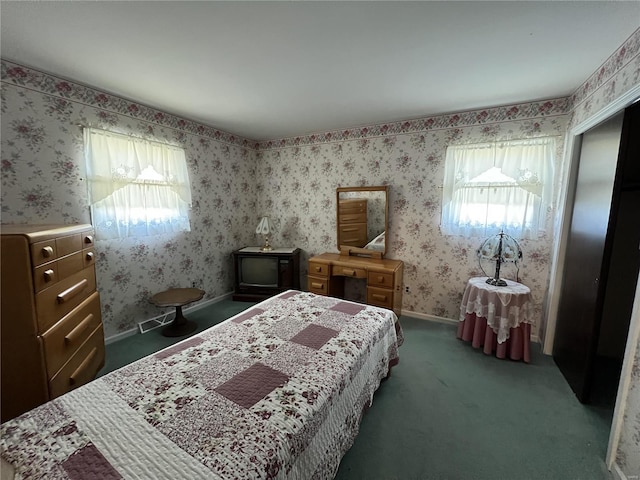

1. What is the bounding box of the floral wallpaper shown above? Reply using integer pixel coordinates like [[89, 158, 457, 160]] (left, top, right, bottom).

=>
[[1, 61, 259, 339], [568, 28, 640, 480], [571, 28, 640, 129], [254, 102, 570, 335], [616, 323, 640, 478], [1, 24, 639, 479]]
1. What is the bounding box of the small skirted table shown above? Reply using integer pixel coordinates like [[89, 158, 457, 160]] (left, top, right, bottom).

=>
[[457, 277, 532, 362]]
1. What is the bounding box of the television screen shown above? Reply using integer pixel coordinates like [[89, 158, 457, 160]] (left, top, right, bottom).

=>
[[239, 256, 278, 287]]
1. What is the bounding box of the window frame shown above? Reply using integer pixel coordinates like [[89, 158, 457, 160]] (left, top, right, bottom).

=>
[[441, 137, 556, 239], [84, 128, 192, 240]]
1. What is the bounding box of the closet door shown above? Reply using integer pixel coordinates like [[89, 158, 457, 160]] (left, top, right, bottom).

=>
[[553, 111, 624, 402]]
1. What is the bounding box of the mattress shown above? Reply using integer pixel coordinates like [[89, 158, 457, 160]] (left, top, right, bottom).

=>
[[1, 290, 402, 479]]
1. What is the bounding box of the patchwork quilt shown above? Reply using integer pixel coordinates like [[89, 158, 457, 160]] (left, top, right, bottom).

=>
[[1, 290, 402, 480]]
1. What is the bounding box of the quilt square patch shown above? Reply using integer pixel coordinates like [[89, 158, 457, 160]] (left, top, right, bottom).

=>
[[290, 324, 338, 350], [261, 342, 315, 376], [265, 316, 309, 341], [215, 363, 289, 409], [231, 308, 265, 323], [330, 301, 366, 316], [62, 443, 121, 480], [157, 392, 245, 449], [155, 337, 204, 360], [309, 295, 342, 309], [188, 351, 255, 390]]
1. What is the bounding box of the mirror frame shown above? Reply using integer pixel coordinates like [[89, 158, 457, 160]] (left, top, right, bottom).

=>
[[336, 185, 389, 256]]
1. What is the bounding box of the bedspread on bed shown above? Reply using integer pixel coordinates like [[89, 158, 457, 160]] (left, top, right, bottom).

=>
[[1, 290, 401, 480]]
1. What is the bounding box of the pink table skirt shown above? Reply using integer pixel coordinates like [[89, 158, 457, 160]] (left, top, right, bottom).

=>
[[456, 313, 531, 363]]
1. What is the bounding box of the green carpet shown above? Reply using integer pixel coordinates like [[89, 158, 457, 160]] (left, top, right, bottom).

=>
[[335, 317, 613, 480], [101, 300, 613, 480]]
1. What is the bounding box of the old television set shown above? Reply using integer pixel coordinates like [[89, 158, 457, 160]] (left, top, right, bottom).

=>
[[232, 247, 301, 301]]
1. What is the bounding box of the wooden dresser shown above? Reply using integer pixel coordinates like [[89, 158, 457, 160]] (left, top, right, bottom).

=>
[[337, 198, 368, 248], [308, 249, 403, 317], [1, 224, 105, 422]]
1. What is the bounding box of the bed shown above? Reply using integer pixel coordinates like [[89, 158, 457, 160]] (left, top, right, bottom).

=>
[[0, 290, 402, 479], [364, 231, 385, 252]]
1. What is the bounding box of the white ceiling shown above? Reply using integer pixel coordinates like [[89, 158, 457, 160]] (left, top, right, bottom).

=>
[[2, 1, 639, 141]]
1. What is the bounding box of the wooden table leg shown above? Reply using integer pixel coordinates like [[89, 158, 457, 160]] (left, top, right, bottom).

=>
[[162, 305, 197, 337]]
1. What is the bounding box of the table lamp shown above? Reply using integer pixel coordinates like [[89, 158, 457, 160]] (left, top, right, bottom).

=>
[[477, 231, 522, 286], [256, 216, 275, 251]]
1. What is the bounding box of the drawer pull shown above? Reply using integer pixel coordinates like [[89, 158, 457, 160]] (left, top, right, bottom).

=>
[[84, 235, 94, 244], [344, 269, 356, 276], [311, 282, 324, 290], [69, 347, 98, 386], [44, 269, 55, 282], [65, 314, 94, 344], [373, 293, 388, 301], [85, 252, 94, 261], [377, 276, 385, 283], [42, 246, 54, 258], [57, 279, 89, 304], [315, 266, 321, 272]]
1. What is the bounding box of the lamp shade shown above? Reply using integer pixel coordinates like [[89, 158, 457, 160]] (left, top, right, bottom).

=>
[[256, 216, 275, 251], [477, 231, 522, 286], [255, 216, 274, 236]]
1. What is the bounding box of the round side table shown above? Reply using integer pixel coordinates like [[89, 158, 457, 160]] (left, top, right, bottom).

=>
[[149, 287, 205, 337]]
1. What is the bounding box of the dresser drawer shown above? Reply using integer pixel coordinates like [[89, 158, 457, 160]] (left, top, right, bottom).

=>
[[48, 324, 105, 399], [309, 261, 329, 277], [339, 200, 367, 213], [33, 252, 88, 294], [33, 263, 59, 293], [368, 271, 394, 288], [337, 224, 367, 245], [308, 276, 329, 295], [41, 291, 102, 378], [29, 230, 95, 267], [36, 266, 96, 332], [339, 212, 367, 224], [55, 233, 82, 258], [332, 265, 367, 278], [57, 251, 85, 280], [367, 286, 394, 309], [31, 239, 57, 267]]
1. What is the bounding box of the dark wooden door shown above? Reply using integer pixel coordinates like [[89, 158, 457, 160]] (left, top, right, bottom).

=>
[[553, 111, 625, 402]]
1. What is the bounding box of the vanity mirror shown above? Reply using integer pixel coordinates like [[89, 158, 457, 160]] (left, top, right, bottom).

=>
[[336, 185, 389, 256]]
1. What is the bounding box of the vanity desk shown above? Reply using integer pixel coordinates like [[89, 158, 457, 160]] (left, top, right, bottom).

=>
[[311, 185, 402, 316], [308, 248, 403, 317]]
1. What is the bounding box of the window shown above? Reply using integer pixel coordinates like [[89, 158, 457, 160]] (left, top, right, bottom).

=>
[[441, 137, 555, 239], [84, 128, 192, 240]]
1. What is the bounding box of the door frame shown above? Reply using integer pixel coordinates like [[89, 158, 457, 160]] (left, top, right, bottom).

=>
[[543, 83, 640, 471]]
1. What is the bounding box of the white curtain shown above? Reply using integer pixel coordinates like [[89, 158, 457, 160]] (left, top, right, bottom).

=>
[[84, 128, 192, 240], [441, 137, 555, 239]]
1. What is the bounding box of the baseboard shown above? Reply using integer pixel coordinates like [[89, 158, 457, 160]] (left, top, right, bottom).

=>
[[104, 327, 138, 345], [400, 309, 540, 344], [401, 310, 458, 325], [186, 291, 233, 313], [104, 291, 233, 344], [611, 463, 629, 480]]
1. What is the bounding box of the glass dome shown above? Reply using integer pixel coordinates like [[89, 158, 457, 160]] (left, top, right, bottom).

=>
[[477, 231, 523, 286]]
